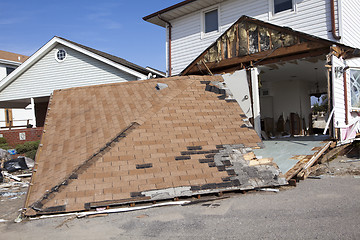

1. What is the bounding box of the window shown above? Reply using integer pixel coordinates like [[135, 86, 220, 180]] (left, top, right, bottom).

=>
[[204, 9, 218, 34], [350, 69, 360, 109], [274, 0, 293, 14], [55, 49, 67, 62]]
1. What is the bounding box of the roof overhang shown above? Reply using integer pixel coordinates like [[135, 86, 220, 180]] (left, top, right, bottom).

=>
[[0, 98, 31, 108], [181, 16, 356, 75], [0, 59, 22, 67], [0, 37, 148, 93], [143, 0, 224, 27]]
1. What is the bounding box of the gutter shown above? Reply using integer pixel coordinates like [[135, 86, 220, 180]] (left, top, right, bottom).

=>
[[330, 0, 341, 40], [343, 66, 350, 124], [158, 15, 172, 76]]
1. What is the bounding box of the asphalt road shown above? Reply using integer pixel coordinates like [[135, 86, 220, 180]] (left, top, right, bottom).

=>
[[1, 174, 359, 240]]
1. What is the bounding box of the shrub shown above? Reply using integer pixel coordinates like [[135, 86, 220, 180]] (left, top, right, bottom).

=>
[[15, 140, 40, 159], [0, 137, 7, 144], [0, 143, 11, 150], [25, 149, 38, 160]]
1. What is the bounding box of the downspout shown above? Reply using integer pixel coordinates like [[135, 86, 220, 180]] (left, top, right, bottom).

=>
[[158, 15, 172, 76], [343, 66, 350, 125], [330, 0, 341, 40]]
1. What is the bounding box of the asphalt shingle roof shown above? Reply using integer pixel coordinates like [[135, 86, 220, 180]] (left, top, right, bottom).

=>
[[25, 75, 264, 215]]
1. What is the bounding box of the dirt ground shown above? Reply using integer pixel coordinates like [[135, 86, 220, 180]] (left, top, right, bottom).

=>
[[313, 143, 360, 176], [0, 144, 359, 239]]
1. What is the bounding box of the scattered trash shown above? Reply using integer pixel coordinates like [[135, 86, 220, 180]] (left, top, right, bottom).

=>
[[0, 149, 10, 160], [136, 214, 149, 218], [354, 176, 360, 179], [340, 159, 360, 163], [0, 171, 3, 183], [95, 207, 106, 211], [29, 201, 191, 220], [4, 157, 29, 173], [0, 219, 8, 223], [3, 172, 22, 181], [0, 192, 27, 197], [308, 175, 323, 179], [24, 157, 35, 168], [257, 188, 279, 193], [14, 213, 23, 223], [7, 149, 17, 155], [14, 173, 32, 178]]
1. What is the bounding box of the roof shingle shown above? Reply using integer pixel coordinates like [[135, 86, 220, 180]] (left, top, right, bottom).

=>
[[25, 75, 273, 215]]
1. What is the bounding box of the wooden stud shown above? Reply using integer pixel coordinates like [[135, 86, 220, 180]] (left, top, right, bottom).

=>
[[247, 30, 250, 55], [236, 26, 239, 56]]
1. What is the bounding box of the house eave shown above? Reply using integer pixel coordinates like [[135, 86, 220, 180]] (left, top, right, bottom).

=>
[[143, 0, 225, 27]]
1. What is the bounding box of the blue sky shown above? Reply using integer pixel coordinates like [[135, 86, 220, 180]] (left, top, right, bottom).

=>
[[0, 0, 180, 72]]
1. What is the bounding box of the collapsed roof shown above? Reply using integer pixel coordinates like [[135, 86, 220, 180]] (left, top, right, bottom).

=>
[[24, 75, 286, 216]]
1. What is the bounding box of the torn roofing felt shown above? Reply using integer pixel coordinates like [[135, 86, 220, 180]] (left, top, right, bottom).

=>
[[25, 75, 285, 216]]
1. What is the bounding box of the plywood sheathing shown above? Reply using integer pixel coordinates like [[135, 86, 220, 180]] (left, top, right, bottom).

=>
[[25, 75, 266, 215]]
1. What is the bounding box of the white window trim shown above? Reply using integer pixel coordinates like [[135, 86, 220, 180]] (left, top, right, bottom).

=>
[[349, 68, 360, 111], [201, 4, 220, 39], [268, 0, 297, 20], [55, 48, 67, 62]]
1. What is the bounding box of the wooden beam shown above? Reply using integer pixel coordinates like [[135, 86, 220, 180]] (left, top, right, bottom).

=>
[[195, 47, 330, 75], [186, 42, 327, 75]]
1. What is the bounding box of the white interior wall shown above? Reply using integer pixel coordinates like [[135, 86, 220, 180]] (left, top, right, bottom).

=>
[[260, 79, 311, 129], [257, 57, 329, 134]]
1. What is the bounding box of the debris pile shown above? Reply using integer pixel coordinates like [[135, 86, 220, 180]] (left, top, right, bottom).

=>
[[1, 150, 33, 201]]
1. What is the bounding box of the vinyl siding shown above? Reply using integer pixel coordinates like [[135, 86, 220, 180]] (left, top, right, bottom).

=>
[[341, 0, 360, 48], [332, 55, 347, 128], [0, 44, 137, 102], [170, 0, 338, 75]]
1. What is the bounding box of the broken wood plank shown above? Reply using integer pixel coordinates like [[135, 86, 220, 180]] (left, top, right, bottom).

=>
[[297, 142, 332, 180]]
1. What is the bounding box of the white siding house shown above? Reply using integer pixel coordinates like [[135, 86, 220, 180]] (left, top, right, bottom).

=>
[[0, 36, 157, 128], [144, 0, 360, 144], [0, 50, 33, 129], [144, 0, 359, 76]]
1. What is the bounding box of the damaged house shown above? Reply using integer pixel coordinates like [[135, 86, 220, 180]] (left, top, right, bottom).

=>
[[144, 1, 360, 171], [20, 0, 360, 216]]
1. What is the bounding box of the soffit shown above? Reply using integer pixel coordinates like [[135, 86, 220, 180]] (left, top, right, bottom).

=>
[[144, 0, 225, 27]]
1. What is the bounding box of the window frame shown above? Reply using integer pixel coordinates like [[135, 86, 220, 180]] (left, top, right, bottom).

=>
[[349, 68, 360, 111], [269, 0, 296, 19], [201, 5, 220, 39], [55, 48, 67, 62]]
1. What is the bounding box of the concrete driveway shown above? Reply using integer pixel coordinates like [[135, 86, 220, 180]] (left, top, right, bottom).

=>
[[1, 174, 359, 240]]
